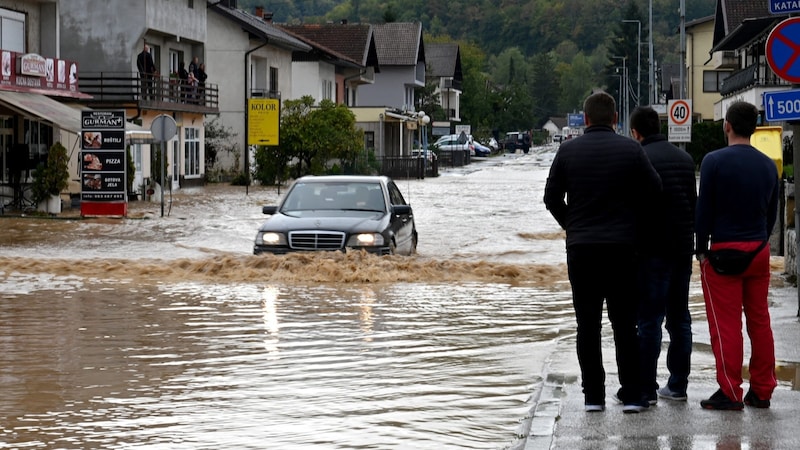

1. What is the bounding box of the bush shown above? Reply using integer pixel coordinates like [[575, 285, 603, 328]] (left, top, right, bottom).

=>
[[684, 121, 725, 168], [31, 142, 69, 205]]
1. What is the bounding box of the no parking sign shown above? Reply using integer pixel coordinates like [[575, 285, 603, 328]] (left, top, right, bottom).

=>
[[668, 99, 692, 143], [766, 18, 800, 84]]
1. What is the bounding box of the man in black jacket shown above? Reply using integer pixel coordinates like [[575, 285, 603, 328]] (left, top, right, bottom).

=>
[[136, 43, 157, 100], [629, 106, 696, 405], [544, 91, 662, 413]]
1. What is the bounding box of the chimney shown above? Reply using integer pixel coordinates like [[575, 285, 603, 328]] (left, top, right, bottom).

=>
[[254, 6, 264, 18]]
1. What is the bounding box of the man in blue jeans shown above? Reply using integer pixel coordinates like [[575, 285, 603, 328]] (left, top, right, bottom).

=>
[[630, 106, 696, 404], [544, 92, 662, 413]]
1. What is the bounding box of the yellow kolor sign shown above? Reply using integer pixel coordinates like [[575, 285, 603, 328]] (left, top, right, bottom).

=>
[[248, 98, 280, 146], [750, 126, 783, 178]]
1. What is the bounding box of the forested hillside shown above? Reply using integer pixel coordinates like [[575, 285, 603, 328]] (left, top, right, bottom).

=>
[[238, 0, 716, 134]]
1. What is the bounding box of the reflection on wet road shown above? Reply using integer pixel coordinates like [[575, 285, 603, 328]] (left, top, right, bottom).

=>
[[0, 148, 790, 449]]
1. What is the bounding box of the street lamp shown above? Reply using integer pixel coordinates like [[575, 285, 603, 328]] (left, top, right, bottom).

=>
[[622, 19, 641, 107], [418, 111, 430, 176]]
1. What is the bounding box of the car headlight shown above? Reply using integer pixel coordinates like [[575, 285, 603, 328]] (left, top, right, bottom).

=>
[[256, 231, 287, 246], [347, 233, 385, 246]]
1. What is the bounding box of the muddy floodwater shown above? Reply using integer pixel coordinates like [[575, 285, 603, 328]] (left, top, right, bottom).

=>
[[0, 147, 784, 449]]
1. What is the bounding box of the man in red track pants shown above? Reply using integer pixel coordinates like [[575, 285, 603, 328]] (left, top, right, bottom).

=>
[[695, 101, 779, 410]]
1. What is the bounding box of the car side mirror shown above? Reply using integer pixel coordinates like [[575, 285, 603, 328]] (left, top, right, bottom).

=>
[[392, 205, 411, 215], [262, 205, 278, 215]]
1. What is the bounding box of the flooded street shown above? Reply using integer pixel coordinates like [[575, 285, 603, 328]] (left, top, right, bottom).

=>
[[0, 146, 743, 448]]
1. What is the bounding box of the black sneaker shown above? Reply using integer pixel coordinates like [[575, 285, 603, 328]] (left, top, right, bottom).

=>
[[700, 389, 744, 411], [744, 390, 770, 408]]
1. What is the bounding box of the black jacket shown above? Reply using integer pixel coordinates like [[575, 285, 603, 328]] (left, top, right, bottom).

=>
[[543, 125, 662, 248], [639, 134, 696, 256]]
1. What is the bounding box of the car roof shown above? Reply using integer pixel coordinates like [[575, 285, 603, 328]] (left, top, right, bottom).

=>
[[293, 175, 390, 185]]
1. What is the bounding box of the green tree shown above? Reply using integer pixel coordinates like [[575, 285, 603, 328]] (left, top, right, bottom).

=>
[[530, 52, 560, 126], [263, 96, 365, 180]]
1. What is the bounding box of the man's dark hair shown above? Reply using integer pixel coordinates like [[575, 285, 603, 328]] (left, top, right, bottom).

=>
[[724, 101, 759, 138], [629, 106, 660, 138], [583, 91, 616, 127]]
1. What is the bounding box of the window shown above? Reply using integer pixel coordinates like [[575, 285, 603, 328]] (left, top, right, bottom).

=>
[[23, 119, 53, 165], [322, 79, 333, 100], [703, 70, 729, 93], [269, 67, 278, 93], [0, 8, 24, 53], [169, 50, 184, 76], [364, 131, 375, 150], [184, 127, 200, 177]]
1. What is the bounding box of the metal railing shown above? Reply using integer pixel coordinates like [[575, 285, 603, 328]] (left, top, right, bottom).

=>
[[720, 63, 790, 96], [79, 72, 219, 112]]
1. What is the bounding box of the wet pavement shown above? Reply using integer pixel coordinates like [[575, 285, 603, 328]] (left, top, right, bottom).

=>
[[516, 261, 800, 450]]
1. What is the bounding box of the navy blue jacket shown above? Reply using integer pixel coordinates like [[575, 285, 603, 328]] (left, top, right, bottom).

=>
[[695, 144, 779, 253], [544, 125, 662, 248]]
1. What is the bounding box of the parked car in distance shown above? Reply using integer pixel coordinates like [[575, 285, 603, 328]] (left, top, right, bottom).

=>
[[553, 134, 564, 143], [503, 131, 530, 154], [434, 133, 473, 153], [472, 140, 491, 157], [254, 175, 417, 256], [411, 148, 437, 162]]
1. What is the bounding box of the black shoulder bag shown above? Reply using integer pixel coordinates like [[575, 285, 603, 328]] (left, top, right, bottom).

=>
[[707, 241, 768, 275]]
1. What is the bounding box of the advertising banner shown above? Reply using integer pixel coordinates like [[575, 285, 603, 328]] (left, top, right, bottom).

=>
[[80, 110, 127, 215]]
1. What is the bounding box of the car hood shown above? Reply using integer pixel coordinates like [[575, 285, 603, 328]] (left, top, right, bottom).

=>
[[258, 211, 386, 233]]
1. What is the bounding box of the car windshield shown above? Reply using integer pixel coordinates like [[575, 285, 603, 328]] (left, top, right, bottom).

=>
[[281, 181, 386, 212]]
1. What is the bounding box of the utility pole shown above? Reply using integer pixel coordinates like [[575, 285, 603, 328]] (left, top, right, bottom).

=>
[[623, 19, 642, 107], [648, 0, 655, 105]]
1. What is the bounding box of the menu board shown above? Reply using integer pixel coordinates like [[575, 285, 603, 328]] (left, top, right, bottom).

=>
[[80, 110, 126, 202]]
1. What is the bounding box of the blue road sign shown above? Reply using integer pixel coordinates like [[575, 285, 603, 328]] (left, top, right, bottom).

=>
[[568, 113, 584, 128], [763, 89, 800, 122], [770, 0, 800, 14]]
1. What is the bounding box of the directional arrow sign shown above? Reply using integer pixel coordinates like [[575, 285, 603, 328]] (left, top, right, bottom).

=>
[[763, 89, 800, 122]]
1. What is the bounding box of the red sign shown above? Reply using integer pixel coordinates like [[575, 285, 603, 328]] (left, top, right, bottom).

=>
[[766, 18, 800, 84], [0, 50, 82, 97], [669, 100, 691, 126]]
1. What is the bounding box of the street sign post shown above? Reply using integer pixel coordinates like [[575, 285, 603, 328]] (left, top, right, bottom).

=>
[[150, 114, 178, 217], [764, 89, 800, 122], [769, 0, 800, 14], [668, 99, 692, 142], [766, 18, 800, 84]]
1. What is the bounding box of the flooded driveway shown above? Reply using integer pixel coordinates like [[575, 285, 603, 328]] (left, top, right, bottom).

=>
[[0, 147, 743, 448]]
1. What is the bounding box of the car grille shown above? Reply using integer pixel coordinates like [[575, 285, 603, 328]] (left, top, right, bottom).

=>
[[289, 231, 346, 250]]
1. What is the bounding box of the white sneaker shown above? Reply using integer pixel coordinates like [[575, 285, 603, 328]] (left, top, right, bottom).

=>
[[657, 387, 687, 401], [584, 404, 605, 412]]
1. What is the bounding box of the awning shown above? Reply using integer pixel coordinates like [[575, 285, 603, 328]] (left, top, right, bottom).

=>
[[0, 89, 83, 133]]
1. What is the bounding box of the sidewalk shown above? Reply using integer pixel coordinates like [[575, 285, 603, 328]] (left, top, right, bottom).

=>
[[514, 272, 800, 450]]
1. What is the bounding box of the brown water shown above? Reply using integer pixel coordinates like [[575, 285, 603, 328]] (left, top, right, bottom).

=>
[[0, 149, 794, 449]]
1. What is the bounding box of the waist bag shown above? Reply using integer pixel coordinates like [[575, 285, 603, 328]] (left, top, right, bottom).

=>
[[708, 241, 767, 275]]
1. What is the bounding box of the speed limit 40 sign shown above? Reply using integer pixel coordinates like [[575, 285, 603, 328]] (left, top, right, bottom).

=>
[[668, 99, 692, 143]]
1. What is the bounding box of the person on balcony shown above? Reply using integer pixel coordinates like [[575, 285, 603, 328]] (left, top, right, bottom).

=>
[[136, 43, 157, 100], [178, 60, 189, 103]]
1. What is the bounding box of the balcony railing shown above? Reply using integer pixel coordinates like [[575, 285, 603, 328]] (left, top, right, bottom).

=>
[[720, 63, 790, 96], [79, 72, 219, 113]]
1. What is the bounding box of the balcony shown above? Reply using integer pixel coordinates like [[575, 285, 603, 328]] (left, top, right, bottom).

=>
[[710, 51, 738, 69], [720, 63, 790, 96], [79, 72, 219, 114]]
